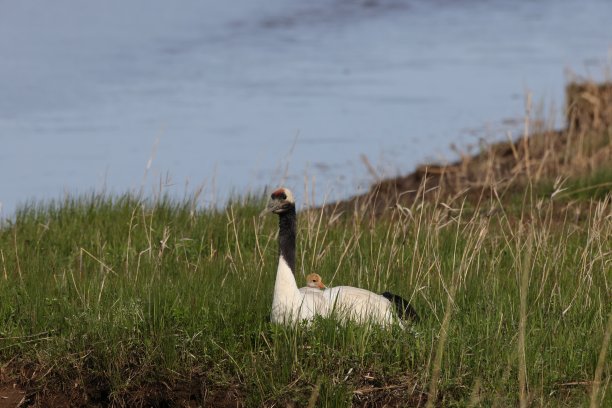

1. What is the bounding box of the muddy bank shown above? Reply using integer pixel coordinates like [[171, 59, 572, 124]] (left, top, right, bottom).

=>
[[323, 82, 612, 216]]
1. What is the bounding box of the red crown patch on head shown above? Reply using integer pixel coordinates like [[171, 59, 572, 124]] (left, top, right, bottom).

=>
[[271, 188, 286, 199]]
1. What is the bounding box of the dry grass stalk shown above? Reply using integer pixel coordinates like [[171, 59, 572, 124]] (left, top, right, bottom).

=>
[[518, 231, 534, 408], [589, 309, 612, 408], [426, 270, 459, 408]]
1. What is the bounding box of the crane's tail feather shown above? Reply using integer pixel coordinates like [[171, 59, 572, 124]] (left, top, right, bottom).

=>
[[382, 292, 420, 323]]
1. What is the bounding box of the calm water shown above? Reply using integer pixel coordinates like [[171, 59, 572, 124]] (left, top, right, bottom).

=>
[[1, 0, 611, 215]]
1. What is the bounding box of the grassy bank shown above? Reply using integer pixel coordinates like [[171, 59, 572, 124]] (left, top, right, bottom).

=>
[[0, 180, 609, 406], [1, 81, 611, 406]]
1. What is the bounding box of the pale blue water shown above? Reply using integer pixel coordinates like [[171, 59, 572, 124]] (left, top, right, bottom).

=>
[[1, 0, 611, 215]]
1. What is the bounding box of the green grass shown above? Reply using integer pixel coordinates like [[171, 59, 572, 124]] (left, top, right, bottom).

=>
[[0, 186, 610, 407], [534, 168, 612, 201]]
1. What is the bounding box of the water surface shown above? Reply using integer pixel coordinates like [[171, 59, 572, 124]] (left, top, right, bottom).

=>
[[1, 0, 611, 215]]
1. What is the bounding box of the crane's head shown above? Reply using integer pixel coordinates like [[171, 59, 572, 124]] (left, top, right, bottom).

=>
[[306, 273, 326, 289], [261, 187, 295, 216]]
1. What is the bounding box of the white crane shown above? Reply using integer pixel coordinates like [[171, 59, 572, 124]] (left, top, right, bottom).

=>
[[261, 187, 419, 326]]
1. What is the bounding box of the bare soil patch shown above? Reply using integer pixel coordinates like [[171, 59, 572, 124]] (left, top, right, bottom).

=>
[[0, 384, 27, 408]]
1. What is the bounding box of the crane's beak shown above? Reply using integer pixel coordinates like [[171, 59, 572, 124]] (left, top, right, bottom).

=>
[[317, 281, 326, 289], [259, 199, 280, 217]]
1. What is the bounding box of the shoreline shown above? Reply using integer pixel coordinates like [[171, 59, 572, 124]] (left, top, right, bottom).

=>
[[322, 81, 612, 216]]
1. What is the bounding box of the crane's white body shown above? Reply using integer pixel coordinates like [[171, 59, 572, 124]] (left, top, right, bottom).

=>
[[298, 286, 326, 295], [272, 257, 328, 323], [271, 256, 397, 326], [322, 285, 397, 326]]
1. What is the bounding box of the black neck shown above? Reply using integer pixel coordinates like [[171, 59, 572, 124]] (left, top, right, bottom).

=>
[[278, 206, 296, 274]]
